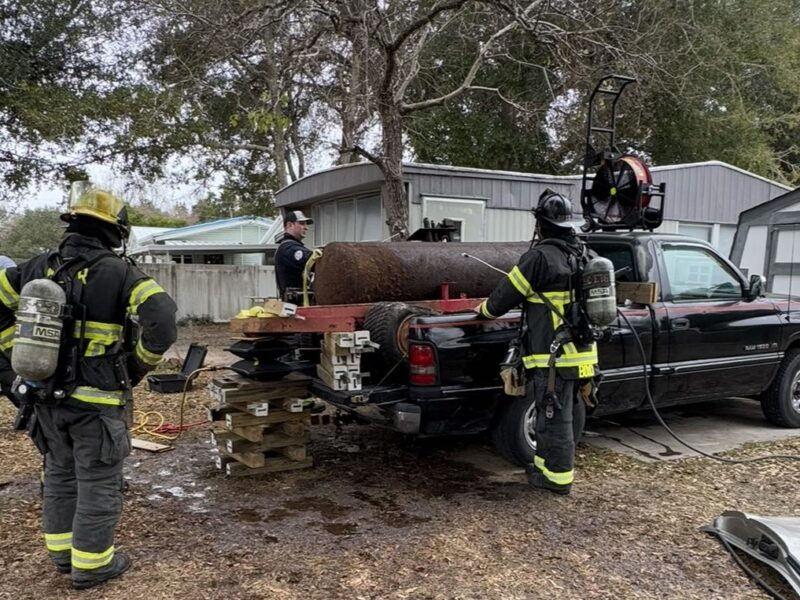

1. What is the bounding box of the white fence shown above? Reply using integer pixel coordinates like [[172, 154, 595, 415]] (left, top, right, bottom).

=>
[[139, 264, 278, 323]]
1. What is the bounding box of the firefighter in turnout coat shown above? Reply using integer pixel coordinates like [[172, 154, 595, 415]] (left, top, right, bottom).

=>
[[477, 191, 598, 495], [0, 188, 177, 588]]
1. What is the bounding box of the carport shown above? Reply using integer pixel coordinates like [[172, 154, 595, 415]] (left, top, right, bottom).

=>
[[730, 186, 800, 294]]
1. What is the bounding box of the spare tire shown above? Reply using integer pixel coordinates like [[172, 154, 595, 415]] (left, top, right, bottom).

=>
[[363, 302, 434, 378]]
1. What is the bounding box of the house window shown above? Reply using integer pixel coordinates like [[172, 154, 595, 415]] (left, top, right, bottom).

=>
[[203, 254, 224, 264], [422, 197, 485, 242], [314, 195, 383, 245], [171, 254, 193, 264], [317, 202, 337, 245], [356, 196, 382, 241]]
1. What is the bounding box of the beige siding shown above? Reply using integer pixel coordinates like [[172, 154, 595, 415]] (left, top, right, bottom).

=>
[[140, 264, 277, 322], [485, 208, 535, 242]]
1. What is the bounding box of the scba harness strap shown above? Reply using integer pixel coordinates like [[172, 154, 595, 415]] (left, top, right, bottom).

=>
[[530, 239, 597, 419], [21, 249, 124, 405]]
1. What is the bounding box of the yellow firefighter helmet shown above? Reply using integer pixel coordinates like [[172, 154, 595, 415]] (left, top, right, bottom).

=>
[[60, 188, 130, 238]]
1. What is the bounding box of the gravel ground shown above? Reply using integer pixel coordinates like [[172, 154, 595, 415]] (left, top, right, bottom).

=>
[[1, 325, 799, 599]]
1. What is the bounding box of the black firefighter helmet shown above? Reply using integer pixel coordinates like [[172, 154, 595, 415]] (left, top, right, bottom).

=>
[[534, 189, 584, 232]]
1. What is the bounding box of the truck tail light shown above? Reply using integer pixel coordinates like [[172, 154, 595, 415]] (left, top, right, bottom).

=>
[[409, 343, 437, 385]]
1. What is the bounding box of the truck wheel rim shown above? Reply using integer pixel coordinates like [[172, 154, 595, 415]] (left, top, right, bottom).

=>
[[396, 316, 412, 356], [792, 372, 800, 413], [524, 403, 537, 451]]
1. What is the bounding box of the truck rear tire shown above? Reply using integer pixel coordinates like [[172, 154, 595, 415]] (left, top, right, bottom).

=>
[[761, 348, 800, 428], [490, 391, 586, 467], [363, 302, 433, 379]]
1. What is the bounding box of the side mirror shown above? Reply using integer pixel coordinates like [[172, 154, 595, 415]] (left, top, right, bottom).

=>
[[747, 274, 765, 300]]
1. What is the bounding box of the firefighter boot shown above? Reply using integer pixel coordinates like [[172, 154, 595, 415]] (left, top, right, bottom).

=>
[[72, 552, 131, 590], [54, 558, 71, 574], [525, 463, 572, 496]]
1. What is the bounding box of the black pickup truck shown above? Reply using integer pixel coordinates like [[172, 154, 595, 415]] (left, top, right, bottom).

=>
[[312, 232, 800, 465]]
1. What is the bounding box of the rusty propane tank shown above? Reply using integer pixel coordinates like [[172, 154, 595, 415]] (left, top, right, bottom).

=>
[[313, 242, 530, 305]]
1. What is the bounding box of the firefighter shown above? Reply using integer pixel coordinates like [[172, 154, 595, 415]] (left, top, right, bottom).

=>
[[0, 257, 16, 406], [477, 190, 598, 495], [275, 210, 314, 302], [0, 188, 177, 588]]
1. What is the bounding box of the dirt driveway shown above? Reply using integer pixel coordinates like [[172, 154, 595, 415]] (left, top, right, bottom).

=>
[[1, 325, 798, 599]]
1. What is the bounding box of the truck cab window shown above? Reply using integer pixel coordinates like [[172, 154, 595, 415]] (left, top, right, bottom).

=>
[[589, 244, 636, 282], [662, 245, 742, 301]]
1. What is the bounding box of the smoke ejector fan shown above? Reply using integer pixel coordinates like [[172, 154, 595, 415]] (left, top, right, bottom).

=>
[[578, 74, 666, 232], [588, 155, 660, 229]]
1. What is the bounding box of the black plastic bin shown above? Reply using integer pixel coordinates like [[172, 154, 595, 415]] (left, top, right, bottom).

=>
[[147, 343, 208, 393]]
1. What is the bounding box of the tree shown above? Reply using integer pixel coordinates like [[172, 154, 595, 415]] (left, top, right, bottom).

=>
[[110, 0, 328, 198], [0, 1, 146, 200], [191, 189, 275, 222], [127, 202, 187, 228], [406, 0, 800, 187], [316, 0, 704, 237], [0, 209, 63, 260]]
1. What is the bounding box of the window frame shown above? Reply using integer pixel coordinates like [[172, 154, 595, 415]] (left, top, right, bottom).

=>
[[421, 196, 486, 242], [659, 242, 745, 303], [313, 194, 384, 245]]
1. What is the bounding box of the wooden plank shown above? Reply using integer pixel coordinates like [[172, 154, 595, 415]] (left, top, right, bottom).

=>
[[225, 409, 308, 429], [224, 431, 310, 454], [230, 315, 357, 334], [225, 456, 313, 476], [131, 438, 173, 453], [230, 425, 266, 443], [225, 450, 266, 469], [279, 445, 308, 461], [210, 385, 310, 406], [228, 298, 482, 336], [617, 282, 658, 305], [281, 421, 307, 438]]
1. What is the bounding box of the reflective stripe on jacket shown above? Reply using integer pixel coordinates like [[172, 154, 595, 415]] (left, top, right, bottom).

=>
[[0, 234, 177, 405], [479, 235, 598, 380]]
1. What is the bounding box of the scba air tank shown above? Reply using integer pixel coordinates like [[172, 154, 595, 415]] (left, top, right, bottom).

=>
[[582, 256, 616, 328], [12, 279, 66, 381]]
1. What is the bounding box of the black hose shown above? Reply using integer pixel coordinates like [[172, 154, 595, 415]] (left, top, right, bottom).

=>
[[617, 308, 800, 464], [709, 533, 788, 600]]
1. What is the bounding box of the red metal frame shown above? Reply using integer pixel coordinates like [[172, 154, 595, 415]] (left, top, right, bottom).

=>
[[229, 296, 484, 336]]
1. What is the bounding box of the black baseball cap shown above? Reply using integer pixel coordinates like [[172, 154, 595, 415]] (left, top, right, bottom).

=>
[[284, 210, 314, 224]]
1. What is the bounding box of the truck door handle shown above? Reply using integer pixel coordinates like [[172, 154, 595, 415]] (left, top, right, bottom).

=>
[[671, 318, 690, 330]]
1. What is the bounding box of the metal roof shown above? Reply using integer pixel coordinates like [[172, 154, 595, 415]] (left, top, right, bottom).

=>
[[275, 160, 789, 225], [146, 216, 274, 243], [129, 242, 276, 256]]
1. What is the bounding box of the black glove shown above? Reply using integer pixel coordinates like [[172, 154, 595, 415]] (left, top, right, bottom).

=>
[[127, 355, 150, 388]]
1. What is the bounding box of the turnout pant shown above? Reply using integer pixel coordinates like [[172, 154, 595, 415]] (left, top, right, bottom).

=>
[[28, 399, 130, 572], [531, 370, 577, 491]]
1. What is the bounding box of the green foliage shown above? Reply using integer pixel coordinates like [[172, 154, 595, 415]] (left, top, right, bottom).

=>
[[3, 0, 800, 213], [191, 188, 275, 222], [406, 0, 800, 185], [407, 25, 555, 172], [0, 209, 64, 261], [0, 0, 133, 196], [127, 203, 187, 228]]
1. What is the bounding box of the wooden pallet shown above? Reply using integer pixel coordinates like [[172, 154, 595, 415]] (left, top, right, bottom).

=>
[[208, 372, 315, 476]]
